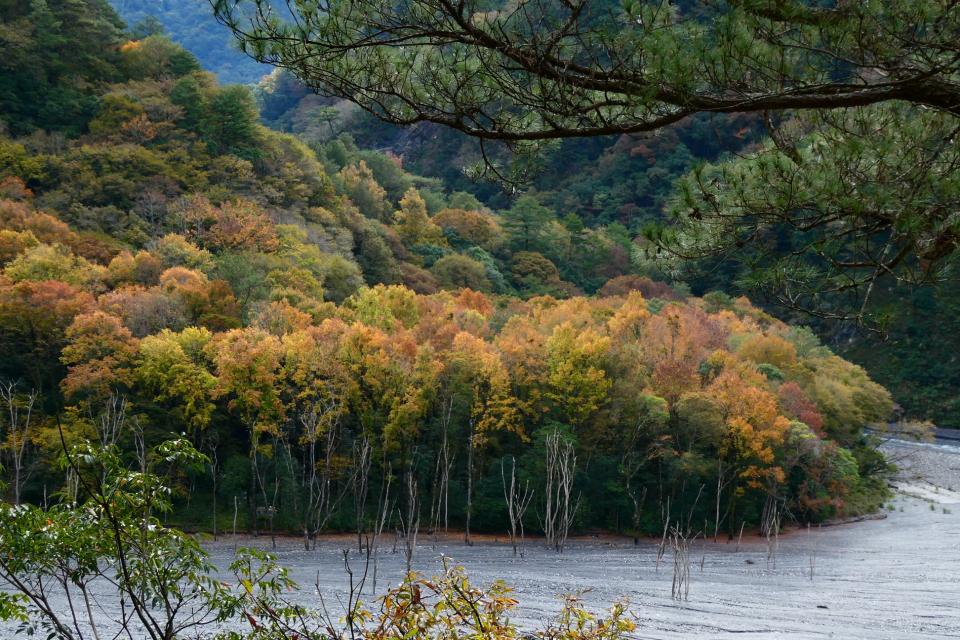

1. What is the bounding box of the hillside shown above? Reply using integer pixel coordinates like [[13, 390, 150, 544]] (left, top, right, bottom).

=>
[[86, 5, 960, 428], [0, 0, 897, 541], [110, 0, 267, 84], [254, 76, 960, 428]]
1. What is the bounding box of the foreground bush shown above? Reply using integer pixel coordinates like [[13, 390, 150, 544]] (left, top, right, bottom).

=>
[[0, 438, 635, 640]]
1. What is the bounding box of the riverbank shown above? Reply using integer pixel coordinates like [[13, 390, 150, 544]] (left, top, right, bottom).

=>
[[4, 440, 957, 639], [194, 439, 960, 639]]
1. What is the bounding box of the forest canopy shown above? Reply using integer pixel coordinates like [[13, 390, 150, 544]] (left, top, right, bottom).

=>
[[0, 0, 896, 544], [212, 0, 960, 322]]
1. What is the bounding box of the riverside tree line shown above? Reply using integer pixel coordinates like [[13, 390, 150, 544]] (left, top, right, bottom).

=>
[[0, 262, 893, 545]]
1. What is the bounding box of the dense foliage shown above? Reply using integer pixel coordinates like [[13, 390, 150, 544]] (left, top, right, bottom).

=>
[[254, 70, 960, 425], [0, 184, 894, 540], [213, 0, 960, 140], [89, 0, 960, 426], [111, 0, 266, 84], [0, 0, 896, 548], [0, 0, 126, 135], [213, 0, 960, 424]]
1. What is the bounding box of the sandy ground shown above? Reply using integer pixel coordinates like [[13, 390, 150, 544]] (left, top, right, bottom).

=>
[[5, 439, 960, 638]]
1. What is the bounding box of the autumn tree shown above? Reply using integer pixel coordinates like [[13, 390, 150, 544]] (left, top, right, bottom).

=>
[[432, 208, 502, 251], [0, 380, 37, 505], [338, 161, 392, 221], [709, 367, 791, 535], [431, 254, 492, 293], [545, 322, 611, 431], [393, 188, 445, 248], [778, 382, 824, 434], [280, 323, 355, 547], [0, 278, 93, 394], [136, 327, 217, 432], [176, 196, 279, 253], [443, 332, 520, 544], [215, 0, 960, 318], [207, 327, 285, 534], [60, 311, 139, 402]]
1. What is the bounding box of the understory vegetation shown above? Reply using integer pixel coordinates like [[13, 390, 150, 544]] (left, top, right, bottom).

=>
[[0, 436, 639, 639]]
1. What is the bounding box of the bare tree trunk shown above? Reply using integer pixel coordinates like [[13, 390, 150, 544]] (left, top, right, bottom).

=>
[[628, 486, 647, 545], [762, 490, 781, 570], [332, 547, 372, 640], [303, 415, 318, 551], [543, 435, 556, 549], [542, 430, 580, 553], [399, 469, 420, 575], [270, 467, 280, 550], [1, 381, 36, 506], [557, 442, 579, 553], [714, 459, 723, 542], [621, 413, 651, 545], [353, 437, 372, 552], [369, 466, 392, 595], [95, 393, 126, 448], [317, 419, 337, 544], [465, 424, 474, 546], [656, 496, 671, 572], [501, 456, 534, 557], [430, 398, 454, 544], [670, 525, 696, 601], [232, 496, 239, 551], [299, 400, 344, 550], [249, 430, 260, 536], [210, 445, 219, 541]]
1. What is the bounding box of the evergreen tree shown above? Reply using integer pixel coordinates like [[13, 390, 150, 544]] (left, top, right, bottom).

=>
[[204, 86, 261, 159], [502, 195, 551, 252]]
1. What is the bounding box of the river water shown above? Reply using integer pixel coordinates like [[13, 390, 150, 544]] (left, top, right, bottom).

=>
[[6, 439, 960, 638]]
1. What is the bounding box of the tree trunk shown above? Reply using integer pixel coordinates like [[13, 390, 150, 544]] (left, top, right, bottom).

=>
[[465, 431, 474, 546]]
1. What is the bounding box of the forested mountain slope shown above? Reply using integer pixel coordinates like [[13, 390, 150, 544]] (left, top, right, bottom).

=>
[[91, 0, 960, 425], [110, 0, 266, 83], [0, 0, 899, 539]]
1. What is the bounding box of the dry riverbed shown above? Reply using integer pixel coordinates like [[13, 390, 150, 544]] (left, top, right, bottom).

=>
[[204, 439, 960, 639], [4, 440, 958, 638]]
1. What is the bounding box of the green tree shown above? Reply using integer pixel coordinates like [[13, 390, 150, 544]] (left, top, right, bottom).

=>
[[649, 105, 960, 322], [338, 160, 392, 221], [130, 15, 164, 38], [0, 437, 228, 640], [136, 327, 217, 432], [203, 86, 262, 159], [120, 35, 200, 80], [502, 195, 552, 252], [208, 327, 285, 533], [215, 0, 960, 140], [431, 254, 491, 292], [393, 187, 445, 247], [0, 0, 125, 135]]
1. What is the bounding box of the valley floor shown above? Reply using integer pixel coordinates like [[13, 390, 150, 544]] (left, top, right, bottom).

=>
[[5, 440, 957, 638], [204, 439, 960, 639]]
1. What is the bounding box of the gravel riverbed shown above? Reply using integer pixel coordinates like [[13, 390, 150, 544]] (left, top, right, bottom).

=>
[[200, 438, 960, 639], [5, 439, 959, 638]]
